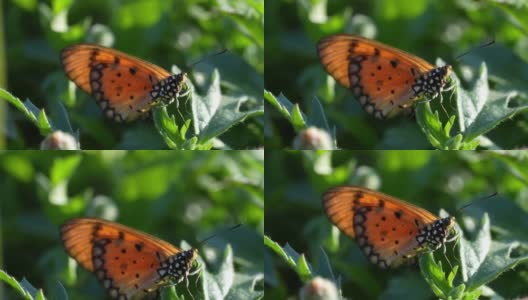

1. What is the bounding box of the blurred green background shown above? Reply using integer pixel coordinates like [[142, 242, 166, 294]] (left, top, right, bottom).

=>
[[0, 150, 264, 299], [265, 150, 528, 299], [264, 0, 528, 149], [2, 0, 263, 149]]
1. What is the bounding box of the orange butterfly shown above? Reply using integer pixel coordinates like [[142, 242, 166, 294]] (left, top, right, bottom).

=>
[[318, 35, 452, 119], [61, 44, 188, 122], [322, 186, 455, 268], [60, 218, 198, 299]]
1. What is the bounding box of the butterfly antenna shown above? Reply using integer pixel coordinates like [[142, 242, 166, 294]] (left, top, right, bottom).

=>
[[457, 192, 498, 212], [184, 274, 195, 300], [183, 87, 193, 116], [438, 93, 449, 120], [451, 233, 461, 265], [447, 79, 458, 111], [193, 266, 203, 289], [455, 38, 495, 60], [197, 223, 242, 246], [176, 102, 186, 124], [442, 244, 453, 270], [189, 49, 228, 68]]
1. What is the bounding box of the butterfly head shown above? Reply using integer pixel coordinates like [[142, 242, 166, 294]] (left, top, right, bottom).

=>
[[416, 216, 456, 251], [151, 72, 188, 106]]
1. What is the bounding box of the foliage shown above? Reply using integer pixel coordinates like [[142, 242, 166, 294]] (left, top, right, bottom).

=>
[[0, 151, 264, 300], [265, 0, 528, 149], [264, 90, 337, 149], [2, 0, 263, 149], [264, 150, 528, 299]]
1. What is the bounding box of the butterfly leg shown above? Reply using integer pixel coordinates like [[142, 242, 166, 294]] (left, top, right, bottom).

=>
[[175, 86, 195, 122], [184, 274, 195, 300], [447, 82, 458, 111], [183, 88, 193, 111], [179, 87, 191, 99], [450, 231, 461, 265], [446, 234, 458, 243], [155, 279, 195, 300], [443, 78, 456, 92], [444, 228, 461, 267], [190, 264, 204, 291], [438, 93, 451, 119], [440, 78, 458, 115], [188, 266, 201, 277], [440, 243, 454, 270], [414, 93, 451, 119]]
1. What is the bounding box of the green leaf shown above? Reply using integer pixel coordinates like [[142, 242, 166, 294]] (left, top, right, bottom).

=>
[[419, 253, 464, 299], [152, 108, 207, 150], [416, 102, 454, 149], [377, 121, 428, 149], [191, 51, 262, 101], [192, 70, 263, 143], [416, 62, 527, 150], [153, 106, 185, 148], [291, 104, 307, 130], [225, 272, 264, 300], [0, 269, 33, 300], [315, 246, 336, 282], [456, 64, 528, 144], [53, 281, 69, 300], [459, 214, 528, 292], [197, 95, 263, 144], [192, 69, 222, 134], [381, 272, 431, 300], [309, 97, 332, 134], [202, 245, 235, 300], [48, 98, 75, 136], [460, 43, 528, 102], [160, 286, 184, 300], [35, 289, 47, 300], [216, 0, 264, 50], [20, 278, 41, 299], [0, 88, 53, 136], [11, 0, 38, 11], [264, 90, 308, 132], [420, 213, 528, 299], [264, 235, 313, 282], [50, 155, 82, 185], [52, 0, 73, 14]]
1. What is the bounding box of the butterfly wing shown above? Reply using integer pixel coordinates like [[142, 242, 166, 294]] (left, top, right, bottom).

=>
[[60, 218, 183, 299], [318, 35, 449, 118], [61, 44, 172, 122], [323, 186, 444, 268]]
